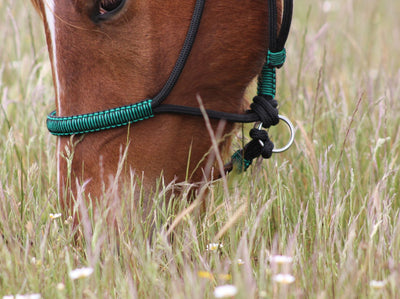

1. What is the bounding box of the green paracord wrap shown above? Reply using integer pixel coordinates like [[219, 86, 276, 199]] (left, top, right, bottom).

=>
[[257, 49, 286, 98], [47, 99, 154, 136], [230, 150, 253, 173]]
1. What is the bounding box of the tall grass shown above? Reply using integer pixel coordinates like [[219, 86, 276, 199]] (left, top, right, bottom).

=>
[[1, 0, 400, 298]]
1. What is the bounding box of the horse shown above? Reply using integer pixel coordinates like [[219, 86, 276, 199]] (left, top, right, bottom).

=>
[[31, 0, 287, 217]]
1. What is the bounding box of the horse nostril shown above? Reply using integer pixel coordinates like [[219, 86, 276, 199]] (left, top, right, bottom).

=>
[[99, 0, 124, 15]]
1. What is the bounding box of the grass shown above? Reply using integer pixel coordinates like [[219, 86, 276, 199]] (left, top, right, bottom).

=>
[[1, 0, 400, 298]]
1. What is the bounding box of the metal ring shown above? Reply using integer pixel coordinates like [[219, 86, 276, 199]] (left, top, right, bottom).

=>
[[256, 114, 295, 153]]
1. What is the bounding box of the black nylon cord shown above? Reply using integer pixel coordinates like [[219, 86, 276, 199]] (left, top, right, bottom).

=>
[[151, 0, 205, 107], [277, 0, 293, 50], [250, 96, 279, 127], [268, 0, 278, 51], [153, 104, 260, 123]]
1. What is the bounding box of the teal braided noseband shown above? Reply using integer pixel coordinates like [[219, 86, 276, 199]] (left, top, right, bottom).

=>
[[46, 50, 286, 137], [47, 99, 153, 136]]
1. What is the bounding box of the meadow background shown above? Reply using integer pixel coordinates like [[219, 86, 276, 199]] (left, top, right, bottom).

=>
[[1, 0, 400, 298]]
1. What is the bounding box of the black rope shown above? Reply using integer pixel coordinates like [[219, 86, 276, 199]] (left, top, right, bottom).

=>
[[268, 0, 278, 51], [277, 0, 293, 50], [151, 0, 205, 107], [153, 94, 279, 128], [246, 129, 274, 159], [153, 104, 260, 123], [250, 96, 279, 128]]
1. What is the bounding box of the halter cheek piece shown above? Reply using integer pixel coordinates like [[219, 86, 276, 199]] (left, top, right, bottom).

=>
[[46, 0, 294, 173]]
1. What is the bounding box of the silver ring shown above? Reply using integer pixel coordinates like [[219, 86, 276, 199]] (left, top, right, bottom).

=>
[[256, 114, 295, 153]]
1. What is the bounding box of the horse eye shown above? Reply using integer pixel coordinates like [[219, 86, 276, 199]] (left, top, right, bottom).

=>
[[99, 0, 123, 14], [96, 0, 125, 20]]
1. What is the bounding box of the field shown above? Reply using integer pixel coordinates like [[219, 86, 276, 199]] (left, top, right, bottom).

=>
[[1, 0, 400, 298]]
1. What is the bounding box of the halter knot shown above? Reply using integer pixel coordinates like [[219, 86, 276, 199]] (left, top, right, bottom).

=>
[[229, 129, 274, 172], [248, 128, 274, 159], [250, 95, 279, 128]]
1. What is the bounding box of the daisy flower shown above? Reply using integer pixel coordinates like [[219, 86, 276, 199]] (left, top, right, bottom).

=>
[[206, 243, 223, 252], [272, 273, 295, 284], [236, 259, 245, 265], [56, 283, 65, 290], [69, 267, 94, 280], [49, 213, 62, 220], [214, 284, 238, 298], [3, 295, 41, 299], [269, 255, 293, 265], [369, 280, 386, 289]]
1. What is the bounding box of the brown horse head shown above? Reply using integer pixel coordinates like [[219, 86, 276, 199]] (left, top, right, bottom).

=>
[[32, 0, 282, 213]]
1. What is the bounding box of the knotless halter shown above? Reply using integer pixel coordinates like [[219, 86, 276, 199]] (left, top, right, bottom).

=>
[[47, 0, 294, 173]]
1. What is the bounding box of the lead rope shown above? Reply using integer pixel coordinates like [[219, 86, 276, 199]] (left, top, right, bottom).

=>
[[227, 0, 293, 172]]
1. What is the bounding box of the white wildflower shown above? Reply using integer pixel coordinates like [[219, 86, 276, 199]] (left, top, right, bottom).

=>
[[49, 213, 62, 220], [56, 283, 65, 290], [259, 290, 268, 297], [236, 258, 244, 265], [272, 273, 295, 284], [69, 267, 94, 280], [15, 295, 41, 299], [3, 295, 42, 299], [369, 280, 386, 289], [214, 284, 238, 298], [228, 258, 244, 265], [269, 255, 293, 265], [206, 243, 223, 252]]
